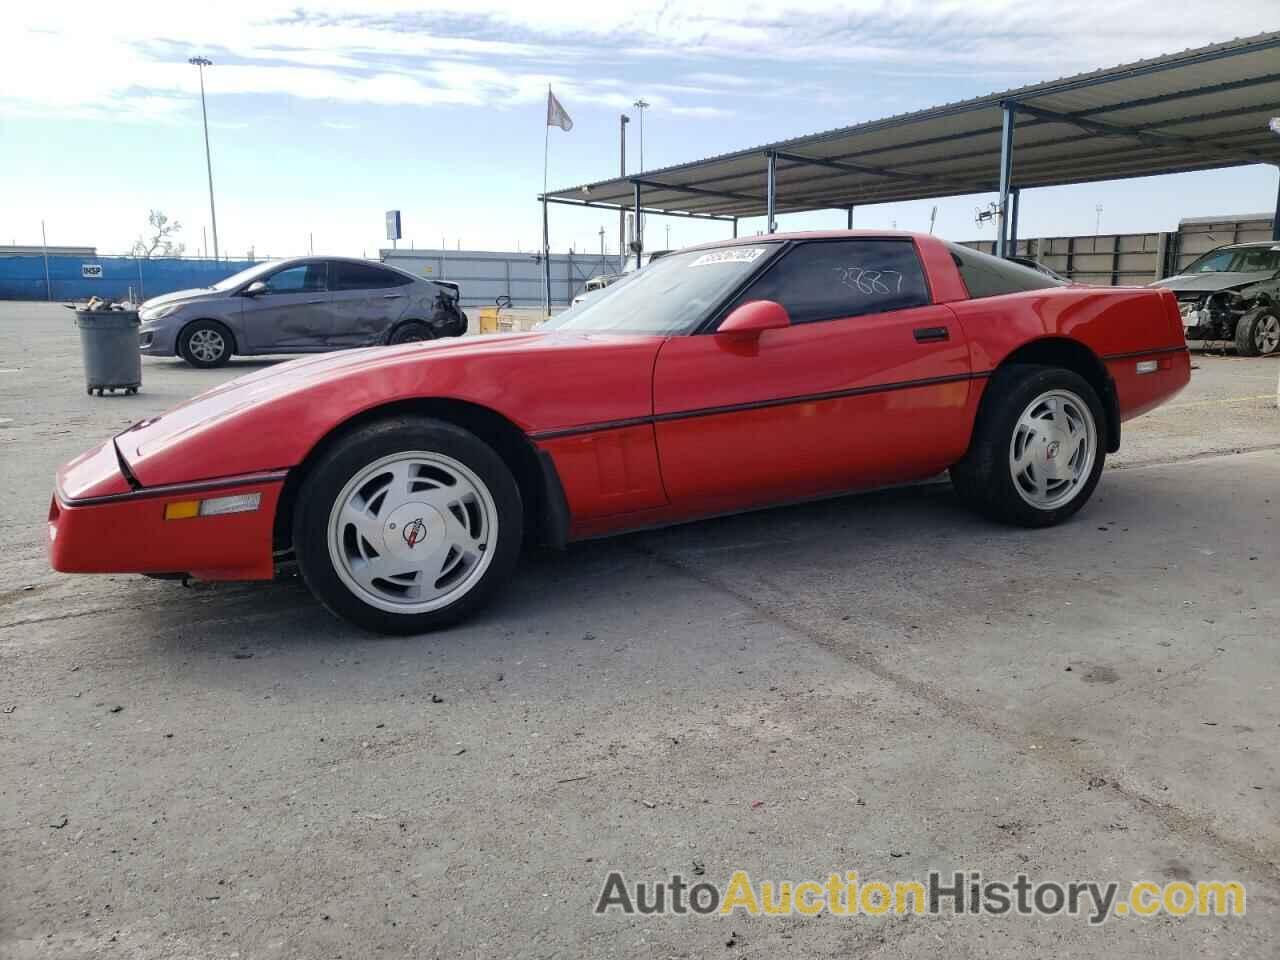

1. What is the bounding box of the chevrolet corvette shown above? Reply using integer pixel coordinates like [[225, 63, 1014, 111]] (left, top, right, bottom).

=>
[[50, 232, 1190, 634]]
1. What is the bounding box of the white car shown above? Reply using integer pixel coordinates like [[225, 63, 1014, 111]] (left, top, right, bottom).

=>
[[571, 273, 620, 307]]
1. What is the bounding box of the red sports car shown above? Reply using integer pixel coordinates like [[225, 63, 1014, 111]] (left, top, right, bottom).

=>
[[50, 232, 1190, 634]]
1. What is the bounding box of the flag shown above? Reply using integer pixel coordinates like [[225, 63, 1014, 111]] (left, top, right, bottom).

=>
[[547, 90, 573, 132]]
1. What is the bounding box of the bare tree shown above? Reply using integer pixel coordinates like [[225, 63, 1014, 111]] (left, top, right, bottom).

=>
[[131, 210, 186, 258]]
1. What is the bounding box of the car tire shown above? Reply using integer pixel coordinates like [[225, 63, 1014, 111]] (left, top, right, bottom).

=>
[[388, 321, 433, 345], [293, 416, 523, 634], [1234, 306, 1280, 357], [178, 320, 234, 368], [951, 364, 1106, 528]]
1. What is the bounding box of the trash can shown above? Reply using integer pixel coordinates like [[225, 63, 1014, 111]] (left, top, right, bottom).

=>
[[74, 309, 142, 396]]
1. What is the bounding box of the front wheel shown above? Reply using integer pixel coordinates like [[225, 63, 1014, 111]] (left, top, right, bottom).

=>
[[178, 320, 233, 368], [293, 417, 523, 633], [1234, 307, 1280, 357], [951, 365, 1105, 527]]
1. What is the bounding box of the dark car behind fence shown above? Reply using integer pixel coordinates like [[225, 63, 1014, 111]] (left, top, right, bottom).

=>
[[0, 255, 257, 302]]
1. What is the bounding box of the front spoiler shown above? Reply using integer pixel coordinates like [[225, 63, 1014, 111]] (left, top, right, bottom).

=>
[[50, 469, 286, 582]]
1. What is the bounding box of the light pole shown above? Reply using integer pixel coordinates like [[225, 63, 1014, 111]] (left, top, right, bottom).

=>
[[633, 98, 650, 170], [189, 56, 219, 260], [1095, 203, 1103, 236]]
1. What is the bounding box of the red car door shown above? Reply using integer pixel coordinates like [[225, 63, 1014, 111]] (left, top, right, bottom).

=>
[[652, 237, 973, 516]]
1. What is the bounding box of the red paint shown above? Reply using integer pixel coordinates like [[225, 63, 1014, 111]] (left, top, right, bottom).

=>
[[718, 299, 792, 335], [651, 302, 972, 516], [114, 331, 665, 486], [49, 231, 1190, 582], [49, 480, 281, 580], [56, 440, 133, 501], [537, 425, 667, 520]]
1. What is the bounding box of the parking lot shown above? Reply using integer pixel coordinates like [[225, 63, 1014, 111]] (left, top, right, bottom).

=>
[[2, 299, 1278, 957]]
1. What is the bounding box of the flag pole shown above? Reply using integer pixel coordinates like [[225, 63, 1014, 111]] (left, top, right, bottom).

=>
[[542, 87, 552, 318]]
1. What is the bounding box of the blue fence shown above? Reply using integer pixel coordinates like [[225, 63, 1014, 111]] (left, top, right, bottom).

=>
[[0, 255, 258, 302]]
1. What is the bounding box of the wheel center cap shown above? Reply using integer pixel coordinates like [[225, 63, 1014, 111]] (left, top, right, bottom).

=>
[[1041, 428, 1072, 480], [383, 502, 446, 562]]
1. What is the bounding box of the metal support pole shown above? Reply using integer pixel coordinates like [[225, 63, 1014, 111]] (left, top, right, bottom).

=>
[[996, 103, 1016, 258], [1272, 166, 1280, 241], [619, 114, 629, 271], [1008, 187, 1021, 253], [633, 181, 642, 269], [541, 195, 552, 315], [846, 206, 854, 230], [40, 220, 51, 301], [732, 217, 738, 239], [766, 152, 777, 234]]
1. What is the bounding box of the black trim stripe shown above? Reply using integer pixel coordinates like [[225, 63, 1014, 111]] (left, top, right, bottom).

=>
[[529, 370, 991, 441], [1100, 345, 1188, 362], [58, 470, 289, 507], [529, 415, 657, 441]]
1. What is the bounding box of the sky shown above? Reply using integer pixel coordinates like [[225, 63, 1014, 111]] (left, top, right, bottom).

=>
[[2, 1, 1278, 262]]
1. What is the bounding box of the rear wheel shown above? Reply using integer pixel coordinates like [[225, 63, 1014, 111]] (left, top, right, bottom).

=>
[[1234, 307, 1280, 357], [293, 417, 522, 634], [178, 320, 233, 368], [951, 365, 1105, 527], [388, 321, 433, 345]]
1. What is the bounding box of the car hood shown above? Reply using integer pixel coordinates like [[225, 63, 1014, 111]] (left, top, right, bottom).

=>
[[1149, 271, 1272, 294], [140, 287, 221, 311], [113, 330, 664, 486]]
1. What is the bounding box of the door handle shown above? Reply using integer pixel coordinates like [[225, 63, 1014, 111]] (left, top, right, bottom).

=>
[[913, 326, 949, 343], [383, 293, 404, 300], [305, 299, 325, 305]]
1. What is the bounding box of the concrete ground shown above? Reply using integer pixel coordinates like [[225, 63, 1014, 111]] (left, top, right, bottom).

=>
[[1, 301, 1277, 958]]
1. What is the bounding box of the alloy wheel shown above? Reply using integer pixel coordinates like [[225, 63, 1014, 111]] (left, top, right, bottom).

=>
[[1008, 389, 1097, 511], [188, 328, 226, 363], [1254, 313, 1280, 355], [326, 451, 498, 614]]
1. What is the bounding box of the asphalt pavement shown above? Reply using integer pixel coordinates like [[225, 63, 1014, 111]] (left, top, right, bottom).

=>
[[2, 302, 1277, 958]]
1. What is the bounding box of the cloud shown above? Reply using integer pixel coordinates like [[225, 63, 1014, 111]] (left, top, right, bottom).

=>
[[668, 105, 735, 118], [2, 0, 1276, 122]]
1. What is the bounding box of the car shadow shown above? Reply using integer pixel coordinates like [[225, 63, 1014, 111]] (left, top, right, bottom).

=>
[[145, 357, 288, 371], [122, 462, 1180, 699], [130, 480, 991, 667]]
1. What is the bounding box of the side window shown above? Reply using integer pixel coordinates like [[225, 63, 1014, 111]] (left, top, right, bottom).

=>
[[263, 263, 325, 294], [946, 243, 1062, 299], [331, 262, 409, 291], [730, 239, 930, 325]]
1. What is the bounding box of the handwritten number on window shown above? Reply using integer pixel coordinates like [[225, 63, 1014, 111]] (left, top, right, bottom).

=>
[[834, 266, 904, 295]]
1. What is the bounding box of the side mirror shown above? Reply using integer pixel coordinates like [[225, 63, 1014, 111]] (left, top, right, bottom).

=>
[[717, 299, 790, 337], [244, 281, 268, 297]]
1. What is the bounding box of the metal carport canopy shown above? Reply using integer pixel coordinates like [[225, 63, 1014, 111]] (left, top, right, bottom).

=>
[[543, 31, 1280, 222]]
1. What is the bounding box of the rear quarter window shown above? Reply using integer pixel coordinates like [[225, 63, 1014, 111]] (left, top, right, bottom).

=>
[[732, 239, 931, 325], [947, 243, 1063, 299], [331, 262, 411, 291]]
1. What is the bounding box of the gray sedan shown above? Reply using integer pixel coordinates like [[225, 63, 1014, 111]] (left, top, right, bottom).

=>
[[138, 257, 466, 368]]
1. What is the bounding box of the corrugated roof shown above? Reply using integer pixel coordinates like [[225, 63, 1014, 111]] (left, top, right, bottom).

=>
[[545, 31, 1280, 220]]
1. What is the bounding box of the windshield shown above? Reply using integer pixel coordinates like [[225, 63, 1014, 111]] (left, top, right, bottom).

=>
[[208, 261, 282, 292], [544, 244, 779, 335], [1183, 246, 1280, 275]]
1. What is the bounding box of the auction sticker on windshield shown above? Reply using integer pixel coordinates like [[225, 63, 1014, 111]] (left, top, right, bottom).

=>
[[690, 248, 767, 267]]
